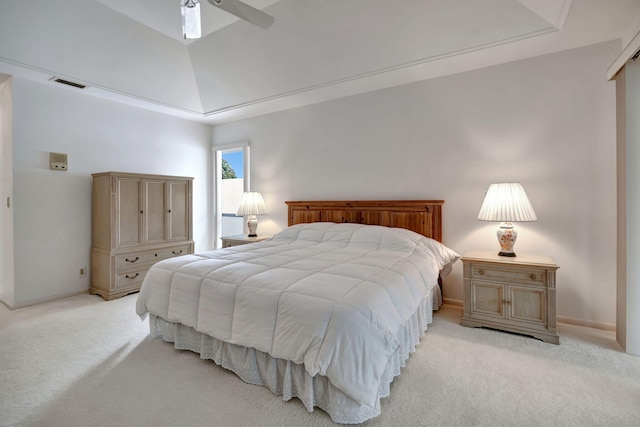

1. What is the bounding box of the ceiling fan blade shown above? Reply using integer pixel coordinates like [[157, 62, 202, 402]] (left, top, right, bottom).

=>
[[206, 0, 274, 29]]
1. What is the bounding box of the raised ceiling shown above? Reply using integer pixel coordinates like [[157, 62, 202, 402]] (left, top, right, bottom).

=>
[[94, 0, 283, 42], [0, 0, 638, 124]]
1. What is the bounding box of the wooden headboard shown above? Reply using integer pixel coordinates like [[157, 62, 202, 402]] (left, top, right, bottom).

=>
[[285, 200, 444, 242]]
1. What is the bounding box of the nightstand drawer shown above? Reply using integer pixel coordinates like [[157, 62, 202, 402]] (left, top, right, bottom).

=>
[[221, 235, 270, 248], [471, 264, 546, 286]]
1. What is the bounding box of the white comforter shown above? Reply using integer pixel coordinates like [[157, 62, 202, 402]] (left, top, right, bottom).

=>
[[136, 222, 459, 409]]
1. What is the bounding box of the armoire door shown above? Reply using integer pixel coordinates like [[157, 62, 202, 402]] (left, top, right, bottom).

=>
[[145, 179, 167, 244], [116, 177, 143, 247], [167, 180, 190, 241]]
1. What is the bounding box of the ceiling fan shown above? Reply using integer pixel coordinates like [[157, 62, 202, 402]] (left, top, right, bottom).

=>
[[181, 0, 275, 39]]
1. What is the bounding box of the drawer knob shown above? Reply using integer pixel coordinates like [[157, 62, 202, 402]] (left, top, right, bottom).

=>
[[530, 274, 537, 281], [125, 256, 139, 263], [125, 273, 139, 279], [478, 269, 485, 275], [172, 249, 183, 255]]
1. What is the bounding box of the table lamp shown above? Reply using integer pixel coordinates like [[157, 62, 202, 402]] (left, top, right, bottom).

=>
[[237, 192, 266, 237], [477, 183, 537, 257]]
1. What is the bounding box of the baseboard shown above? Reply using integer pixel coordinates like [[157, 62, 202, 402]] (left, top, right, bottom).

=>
[[442, 298, 463, 308], [441, 298, 615, 332], [557, 315, 616, 332], [8, 289, 89, 310], [0, 294, 14, 309]]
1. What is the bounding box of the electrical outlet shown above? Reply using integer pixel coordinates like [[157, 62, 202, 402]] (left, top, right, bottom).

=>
[[79, 267, 87, 277]]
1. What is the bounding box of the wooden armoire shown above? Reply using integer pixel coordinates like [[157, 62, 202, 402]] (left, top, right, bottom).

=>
[[90, 172, 194, 300]]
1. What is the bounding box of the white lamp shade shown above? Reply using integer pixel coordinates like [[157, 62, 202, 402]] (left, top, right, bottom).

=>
[[236, 192, 266, 216], [181, 0, 201, 39], [477, 183, 537, 222]]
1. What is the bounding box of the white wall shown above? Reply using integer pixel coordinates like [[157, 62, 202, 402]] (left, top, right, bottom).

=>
[[10, 78, 212, 307], [212, 41, 619, 328]]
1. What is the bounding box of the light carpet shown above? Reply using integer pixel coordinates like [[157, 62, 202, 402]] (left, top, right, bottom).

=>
[[1, 294, 639, 427]]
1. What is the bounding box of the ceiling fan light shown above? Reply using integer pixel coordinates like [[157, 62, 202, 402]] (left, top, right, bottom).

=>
[[181, 0, 202, 39]]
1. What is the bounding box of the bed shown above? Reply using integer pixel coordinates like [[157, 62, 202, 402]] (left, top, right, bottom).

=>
[[136, 200, 459, 424]]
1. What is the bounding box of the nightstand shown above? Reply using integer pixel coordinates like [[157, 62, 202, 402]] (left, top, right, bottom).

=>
[[221, 234, 271, 248], [460, 251, 559, 344]]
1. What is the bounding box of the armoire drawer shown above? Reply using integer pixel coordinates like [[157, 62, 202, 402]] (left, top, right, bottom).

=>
[[115, 268, 148, 289], [115, 244, 191, 268]]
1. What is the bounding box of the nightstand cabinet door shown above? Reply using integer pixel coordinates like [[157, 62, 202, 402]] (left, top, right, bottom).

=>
[[461, 251, 559, 344], [509, 285, 546, 325], [470, 281, 505, 319]]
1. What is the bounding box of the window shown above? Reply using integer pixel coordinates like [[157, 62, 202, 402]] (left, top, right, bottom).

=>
[[213, 142, 250, 248]]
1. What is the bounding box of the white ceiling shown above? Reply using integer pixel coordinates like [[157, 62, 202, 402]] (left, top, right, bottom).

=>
[[0, 0, 638, 124]]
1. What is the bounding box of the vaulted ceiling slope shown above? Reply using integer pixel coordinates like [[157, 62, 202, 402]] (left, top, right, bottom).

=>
[[0, 0, 638, 124]]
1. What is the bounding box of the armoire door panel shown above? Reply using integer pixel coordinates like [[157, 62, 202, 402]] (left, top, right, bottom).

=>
[[146, 180, 166, 244], [116, 178, 142, 247], [168, 181, 189, 241]]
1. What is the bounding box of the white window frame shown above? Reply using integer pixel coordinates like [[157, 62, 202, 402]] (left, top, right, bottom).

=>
[[212, 141, 250, 248]]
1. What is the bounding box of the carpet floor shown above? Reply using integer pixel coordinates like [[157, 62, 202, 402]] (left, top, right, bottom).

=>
[[1, 293, 639, 427]]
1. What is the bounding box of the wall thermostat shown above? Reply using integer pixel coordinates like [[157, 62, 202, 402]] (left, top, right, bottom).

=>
[[50, 152, 68, 171]]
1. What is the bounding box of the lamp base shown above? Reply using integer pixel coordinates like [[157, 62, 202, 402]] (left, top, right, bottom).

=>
[[496, 222, 518, 257], [247, 215, 258, 238]]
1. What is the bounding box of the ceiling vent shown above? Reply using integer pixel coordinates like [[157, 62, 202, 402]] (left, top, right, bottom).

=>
[[50, 77, 87, 89]]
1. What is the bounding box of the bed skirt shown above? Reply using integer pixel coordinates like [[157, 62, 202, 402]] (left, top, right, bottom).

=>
[[148, 286, 440, 424]]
